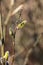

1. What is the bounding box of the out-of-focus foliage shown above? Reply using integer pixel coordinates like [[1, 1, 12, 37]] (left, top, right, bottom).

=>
[[1, 0, 43, 65]]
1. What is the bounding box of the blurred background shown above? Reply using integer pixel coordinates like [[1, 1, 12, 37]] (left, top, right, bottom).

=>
[[0, 0, 43, 65]]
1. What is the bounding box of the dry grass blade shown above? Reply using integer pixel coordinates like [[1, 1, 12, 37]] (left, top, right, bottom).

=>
[[23, 34, 41, 65], [11, 4, 23, 16], [23, 48, 32, 65], [4, 8, 12, 26], [0, 14, 3, 39], [33, 34, 41, 47], [4, 4, 23, 26]]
